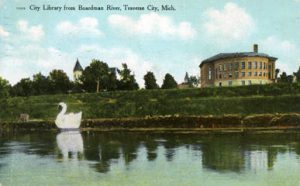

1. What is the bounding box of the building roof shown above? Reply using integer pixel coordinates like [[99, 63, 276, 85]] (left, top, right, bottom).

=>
[[199, 52, 277, 68], [73, 59, 83, 71]]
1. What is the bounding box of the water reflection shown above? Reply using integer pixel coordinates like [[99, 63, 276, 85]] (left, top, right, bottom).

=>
[[0, 132, 300, 175], [56, 130, 83, 160]]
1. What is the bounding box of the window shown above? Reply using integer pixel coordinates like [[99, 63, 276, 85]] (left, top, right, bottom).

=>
[[219, 65, 222, 71], [248, 72, 252, 77], [223, 64, 227, 71], [268, 65, 271, 70], [223, 72, 227, 78], [235, 72, 239, 78], [229, 63, 233, 70], [263, 72, 266, 77], [259, 72, 262, 76], [263, 63, 266, 69], [229, 72, 232, 78], [259, 62, 262, 69], [234, 63, 239, 70], [241, 62, 245, 69], [248, 62, 252, 69], [248, 80, 252, 85], [254, 62, 257, 69], [241, 80, 245, 86], [219, 74, 222, 79], [254, 72, 258, 76], [208, 67, 212, 80], [228, 81, 233, 86], [241, 72, 245, 77]]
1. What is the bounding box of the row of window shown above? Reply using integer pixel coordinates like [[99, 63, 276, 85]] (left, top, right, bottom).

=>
[[212, 71, 270, 80], [218, 61, 271, 71], [220, 80, 264, 86]]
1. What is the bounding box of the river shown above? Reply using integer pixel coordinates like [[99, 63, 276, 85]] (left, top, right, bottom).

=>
[[0, 131, 300, 185]]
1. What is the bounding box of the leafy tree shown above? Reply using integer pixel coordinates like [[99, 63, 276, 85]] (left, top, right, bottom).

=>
[[189, 75, 200, 87], [287, 75, 294, 83], [161, 73, 177, 89], [32, 72, 50, 95], [278, 72, 287, 83], [144, 71, 159, 89], [278, 72, 293, 83], [0, 76, 10, 97], [275, 69, 280, 80], [294, 66, 300, 82], [107, 68, 118, 91], [117, 63, 139, 90], [49, 69, 71, 94], [81, 60, 115, 92], [183, 72, 199, 88], [10, 78, 33, 96]]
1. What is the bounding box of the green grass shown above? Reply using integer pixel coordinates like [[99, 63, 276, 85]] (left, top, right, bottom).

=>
[[1, 83, 300, 121]]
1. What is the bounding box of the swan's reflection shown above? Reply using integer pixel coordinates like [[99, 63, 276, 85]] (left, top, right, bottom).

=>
[[56, 130, 84, 160]]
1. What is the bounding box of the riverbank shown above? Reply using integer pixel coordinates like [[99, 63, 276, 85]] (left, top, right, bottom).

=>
[[1, 85, 300, 121], [1, 113, 300, 132]]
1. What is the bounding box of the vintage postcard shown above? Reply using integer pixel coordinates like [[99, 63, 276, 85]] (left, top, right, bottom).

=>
[[0, 0, 300, 185]]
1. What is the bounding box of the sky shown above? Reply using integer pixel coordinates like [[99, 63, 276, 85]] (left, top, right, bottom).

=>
[[0, 0, 300, 86]]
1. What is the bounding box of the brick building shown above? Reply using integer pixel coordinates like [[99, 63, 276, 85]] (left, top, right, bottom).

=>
[[199, 44, 277, 87]]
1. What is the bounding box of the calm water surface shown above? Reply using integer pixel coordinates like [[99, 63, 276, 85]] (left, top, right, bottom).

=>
[[0, 131, 300, 186]]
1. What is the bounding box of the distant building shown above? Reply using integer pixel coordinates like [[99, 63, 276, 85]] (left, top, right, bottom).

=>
[[177, 72, 191, 89], [199, 44, 277, 87], [73, 58, 83, 83]]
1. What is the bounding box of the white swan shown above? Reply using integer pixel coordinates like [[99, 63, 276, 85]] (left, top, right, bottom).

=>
[[55, 102, 82, 129]]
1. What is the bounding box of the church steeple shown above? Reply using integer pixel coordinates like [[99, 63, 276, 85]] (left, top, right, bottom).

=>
[[73, 58, 83, 83], [73, 58, 83, 72]]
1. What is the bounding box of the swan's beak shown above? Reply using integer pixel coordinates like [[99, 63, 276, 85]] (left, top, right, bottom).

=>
[[58, 105, 63, 111]]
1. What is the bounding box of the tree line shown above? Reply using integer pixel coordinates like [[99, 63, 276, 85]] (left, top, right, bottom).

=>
[[0, 59, 199, 97]]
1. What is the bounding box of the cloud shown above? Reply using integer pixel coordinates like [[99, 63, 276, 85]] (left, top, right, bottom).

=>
[[260, 36, 300, 74], [17, 20, 44, 41], [0, 44, 73, 85], [0, 25, 9, 38], [0, 0, 3, 7], [56, 17, 103, 36], [203, 2, 255, 43], [108, 13, 196, 40], [78, 44, 154, 86], [0, 43, 154, 86]]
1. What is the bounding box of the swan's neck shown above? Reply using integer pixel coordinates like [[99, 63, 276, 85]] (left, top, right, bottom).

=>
[[58, 105, 67, 116]]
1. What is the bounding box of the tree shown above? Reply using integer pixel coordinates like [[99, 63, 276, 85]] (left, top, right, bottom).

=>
[[144, 71, 159, 89], [189, 75, 200, 88], [161, 73, 177, 89], [183, 72, 199, 88], [278, 72, 287, 83], [275, 69, 280, 81], [294, 66, 300, 82], [49, 69, 71, 94], [81, 60, 112, 92], [117, 63, 139, 90], [10, 78, 33, 96], [278, 72, 293, 83], [0, 76, 10, 97], [32, 72, 50, 95]]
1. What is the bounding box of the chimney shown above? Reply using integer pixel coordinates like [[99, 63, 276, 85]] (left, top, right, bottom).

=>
[[253, 44, 258, 53]]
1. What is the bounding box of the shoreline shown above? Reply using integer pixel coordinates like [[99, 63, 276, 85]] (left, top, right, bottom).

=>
[[1, 113, 300, 132]]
